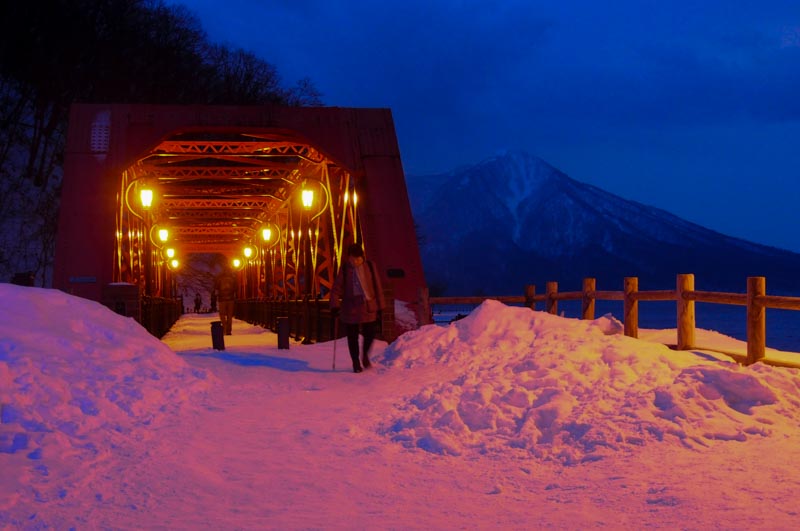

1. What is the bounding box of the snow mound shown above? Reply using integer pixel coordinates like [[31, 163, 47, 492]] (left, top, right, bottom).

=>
[[394, 300, 419, 334], [379, 300, 800, 464], [0, 285, 215, 466]]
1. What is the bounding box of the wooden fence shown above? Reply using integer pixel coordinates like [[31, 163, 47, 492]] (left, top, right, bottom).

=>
[[418, 274, 800, 367]]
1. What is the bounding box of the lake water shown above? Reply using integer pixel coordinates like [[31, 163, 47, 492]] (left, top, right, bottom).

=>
[[432, 299, 800, 353]]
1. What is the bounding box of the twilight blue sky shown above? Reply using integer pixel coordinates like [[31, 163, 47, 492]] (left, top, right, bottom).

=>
[[171, 0, 800, 253]]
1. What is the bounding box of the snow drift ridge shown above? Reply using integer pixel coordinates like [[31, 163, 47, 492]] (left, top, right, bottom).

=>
[[379, 300, 800, 464]]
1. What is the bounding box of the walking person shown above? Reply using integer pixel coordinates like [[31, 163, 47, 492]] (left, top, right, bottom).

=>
[[194, 292, 202, 313], [215, 266, 238, 335], [330, 243, 385, 373]]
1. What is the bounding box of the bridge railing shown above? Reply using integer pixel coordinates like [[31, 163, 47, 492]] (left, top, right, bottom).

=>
[[141, 296, 182, 338], [235, 288, 397, 345], [418, 274, 800, 367], [100, 284, 181, 339], [236, 297, 335, 344]]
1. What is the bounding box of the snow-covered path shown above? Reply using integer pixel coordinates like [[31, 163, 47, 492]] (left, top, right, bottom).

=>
[[2, 285, 800, 529], [152, 314, 800, 529]]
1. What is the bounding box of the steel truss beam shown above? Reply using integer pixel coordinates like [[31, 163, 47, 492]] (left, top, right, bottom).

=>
[[173, 226, 253, 235], [160, 198, 282, 209], [164, 209, 264, 220], [150, 141, 325, 162], [145, 167, 297, 180]]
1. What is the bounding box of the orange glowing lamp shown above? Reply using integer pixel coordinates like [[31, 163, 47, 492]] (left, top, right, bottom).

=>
[[140, 188, 154, 209], [302, 188, 314, 209]]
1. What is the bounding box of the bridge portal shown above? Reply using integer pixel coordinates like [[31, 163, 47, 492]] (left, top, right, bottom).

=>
[[53, 104, 425, 327]]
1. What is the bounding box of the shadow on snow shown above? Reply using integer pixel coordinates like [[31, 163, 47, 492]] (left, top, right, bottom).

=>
[[180, 350, 329, 373]]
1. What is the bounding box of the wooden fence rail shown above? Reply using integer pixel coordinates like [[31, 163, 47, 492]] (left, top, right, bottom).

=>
[[419, 274, 800, 367]]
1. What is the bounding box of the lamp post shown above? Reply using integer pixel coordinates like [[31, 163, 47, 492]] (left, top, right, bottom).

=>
[[262, 227, 273, 298], [243, 246, 256, 298], [139, 187, 154, 296], [164, 247, 180, 299], [154, 228, 170, 296], [301, 187, 314, 297]]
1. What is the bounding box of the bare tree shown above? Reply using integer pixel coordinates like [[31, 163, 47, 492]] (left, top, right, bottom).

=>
[[0, 0, 322, 286], [285, 77, 324, 107]]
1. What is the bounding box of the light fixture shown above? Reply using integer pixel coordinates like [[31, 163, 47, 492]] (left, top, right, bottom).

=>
[[140, 188, 154, 209], [168, 259, 180, 270], [165, 248, 176, 259], [297, 180, 330, 223], [302, 188, 314, 209], [243, 246, 255, 259], [158, 228, 169, 243], [260, 223, 280, 247], [232, 258, 243, 269]]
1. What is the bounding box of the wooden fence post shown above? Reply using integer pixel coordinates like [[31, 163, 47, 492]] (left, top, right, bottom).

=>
[[677, 273, 695, 350], [418, 287, 431, 326], [746, 276, 766, 365], [546, 281, 558, 315], [623, 277, 638, 338], [582, 278, 596, 320], [524, 285, 536, 310]]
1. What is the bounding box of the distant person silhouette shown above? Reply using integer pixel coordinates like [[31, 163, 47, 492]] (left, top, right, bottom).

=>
[[194, 292, 202, 313], [215, 267, 238, 335]]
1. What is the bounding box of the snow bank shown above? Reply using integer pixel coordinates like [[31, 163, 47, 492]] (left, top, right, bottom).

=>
[[0, 285, 215, 504], [379, 300, 800, 464]]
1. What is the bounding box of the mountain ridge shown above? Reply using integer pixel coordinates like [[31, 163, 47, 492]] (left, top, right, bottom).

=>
[[407, 150, 800, 296]]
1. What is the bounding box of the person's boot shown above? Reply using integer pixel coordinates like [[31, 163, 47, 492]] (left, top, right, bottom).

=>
[[362, 354, 371, 369], [351, 355, 362, 373]]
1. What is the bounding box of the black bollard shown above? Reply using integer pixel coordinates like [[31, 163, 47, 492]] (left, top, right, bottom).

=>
[[211, 321, 225, 350], [277, 316, 290, 349]]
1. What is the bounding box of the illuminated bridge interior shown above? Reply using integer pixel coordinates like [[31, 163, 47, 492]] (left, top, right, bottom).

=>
[[117, 129, 360, 300]]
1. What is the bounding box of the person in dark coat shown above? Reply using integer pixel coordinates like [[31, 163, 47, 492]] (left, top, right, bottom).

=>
[[215, 267, 238, 335], [194, 292, 202, 313], [330, 243, 385, 373]]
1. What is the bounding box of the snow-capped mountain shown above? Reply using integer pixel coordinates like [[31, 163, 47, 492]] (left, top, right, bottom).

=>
[[407, 150, 800, 296]]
